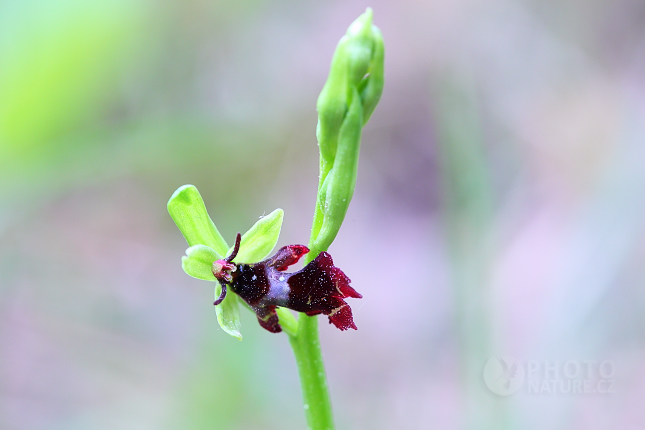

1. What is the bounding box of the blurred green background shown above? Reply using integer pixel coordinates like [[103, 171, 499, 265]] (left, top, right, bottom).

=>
[[1, 0, 645, 429]]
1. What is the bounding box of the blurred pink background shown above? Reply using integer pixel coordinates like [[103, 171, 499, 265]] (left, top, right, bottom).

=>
[[1, 0, 645, 429]]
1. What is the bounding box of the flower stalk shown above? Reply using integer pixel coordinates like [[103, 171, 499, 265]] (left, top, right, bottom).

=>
[[289, 8, 384, 430]]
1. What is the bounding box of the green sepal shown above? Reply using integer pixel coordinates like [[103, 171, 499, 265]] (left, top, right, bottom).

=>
[[181, 245, 222, 281], [215, 282, 243, 340], [168, 185, 229, 255], [231, 208, 284, 264]]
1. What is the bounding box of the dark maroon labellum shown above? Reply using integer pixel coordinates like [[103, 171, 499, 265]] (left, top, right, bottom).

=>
[[212, 233, 362, 333]]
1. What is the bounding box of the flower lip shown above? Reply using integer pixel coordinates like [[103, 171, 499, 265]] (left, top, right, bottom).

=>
[[225, 241, 361, 332], [209, 232, 361, 333]]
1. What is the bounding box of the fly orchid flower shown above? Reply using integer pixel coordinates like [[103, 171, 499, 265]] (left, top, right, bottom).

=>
[[212, 233, 361, 333], [168, 184, 361, 339]]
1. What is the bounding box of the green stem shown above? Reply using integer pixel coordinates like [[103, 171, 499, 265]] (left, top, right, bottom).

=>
[[284, 10, 383, 429], [288, 315, 334, 430], [287, 230, 335, 429], [286, 170, 335, 430]]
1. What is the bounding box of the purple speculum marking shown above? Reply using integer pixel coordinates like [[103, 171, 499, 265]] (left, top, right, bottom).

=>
[[212, 233, 362, 333]]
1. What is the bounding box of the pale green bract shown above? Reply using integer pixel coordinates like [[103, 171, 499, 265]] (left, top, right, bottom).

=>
[[168, 184, 285, 340]]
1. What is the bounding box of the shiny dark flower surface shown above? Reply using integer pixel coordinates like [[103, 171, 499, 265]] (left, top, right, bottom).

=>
[[212, 234, 362, 333]]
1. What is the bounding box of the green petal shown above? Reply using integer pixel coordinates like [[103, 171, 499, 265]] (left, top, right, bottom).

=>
[[215, 282, 243, 340], [181, 245, 222, 281], [168, 185, 229, 255], [232, 208, 284, 264]]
